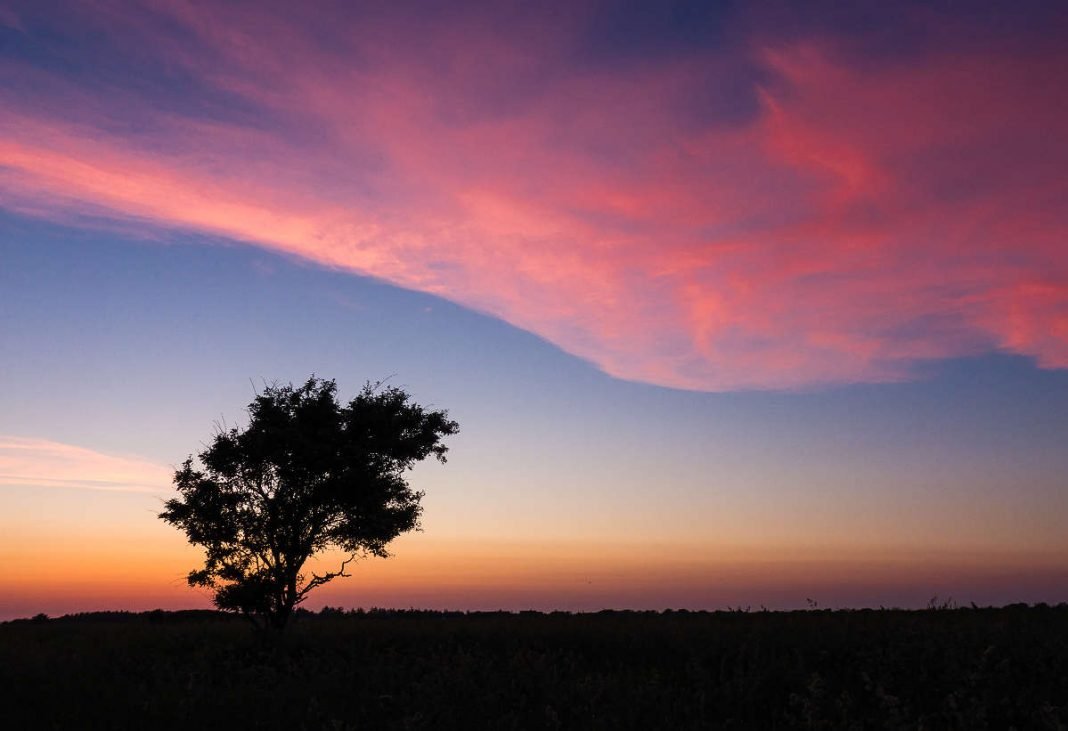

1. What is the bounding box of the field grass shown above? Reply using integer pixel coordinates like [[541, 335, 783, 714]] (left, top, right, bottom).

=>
[[3, 604, 1068, 729]]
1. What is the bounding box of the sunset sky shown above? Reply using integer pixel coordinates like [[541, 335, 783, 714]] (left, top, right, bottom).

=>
[[2, 0, 1067, 620]]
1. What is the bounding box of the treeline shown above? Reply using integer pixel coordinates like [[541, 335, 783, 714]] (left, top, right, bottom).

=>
[[9, 599, 1066, 625]]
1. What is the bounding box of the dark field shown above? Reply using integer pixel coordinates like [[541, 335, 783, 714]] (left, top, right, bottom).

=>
[[4, 605, 1068, 730]]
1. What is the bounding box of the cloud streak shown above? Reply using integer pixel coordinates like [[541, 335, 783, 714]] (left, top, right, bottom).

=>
[[1, 1, 1065, 389], [0, 437, 172, 493]]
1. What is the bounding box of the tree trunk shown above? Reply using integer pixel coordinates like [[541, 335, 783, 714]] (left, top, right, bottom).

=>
[[266, 571, 300, 631]]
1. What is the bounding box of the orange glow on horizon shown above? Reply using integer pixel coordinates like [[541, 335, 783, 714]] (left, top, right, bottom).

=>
[[5, 534, 1067, 620]]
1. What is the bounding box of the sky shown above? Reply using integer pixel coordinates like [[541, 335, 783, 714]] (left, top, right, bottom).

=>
[[1, 0, 1067, 619]]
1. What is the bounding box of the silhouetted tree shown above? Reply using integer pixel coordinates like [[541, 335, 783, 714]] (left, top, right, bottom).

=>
[[160, 377, 458, 630]]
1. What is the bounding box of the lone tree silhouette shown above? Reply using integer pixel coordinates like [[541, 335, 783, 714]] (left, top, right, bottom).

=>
[[160, 376, 458, 630]]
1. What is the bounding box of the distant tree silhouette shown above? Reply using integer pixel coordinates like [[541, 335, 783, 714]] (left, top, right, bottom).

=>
[[160, 377, 458, 630]]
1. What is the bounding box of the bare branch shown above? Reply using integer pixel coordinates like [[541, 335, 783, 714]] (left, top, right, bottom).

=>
[[297, 553, 360, 601]]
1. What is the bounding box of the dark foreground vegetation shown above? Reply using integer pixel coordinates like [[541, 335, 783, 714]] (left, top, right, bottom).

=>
[[4, 604, 1068, 730]]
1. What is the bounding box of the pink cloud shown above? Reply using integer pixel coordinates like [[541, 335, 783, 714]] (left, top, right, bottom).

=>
[[0, 436, 172, 493], [0, 2, 1065, 389]]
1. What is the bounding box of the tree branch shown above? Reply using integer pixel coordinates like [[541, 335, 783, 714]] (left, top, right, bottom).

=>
[[297, 553, 359, 601]]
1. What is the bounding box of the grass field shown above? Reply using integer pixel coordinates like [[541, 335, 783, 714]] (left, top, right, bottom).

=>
[[4, 604, 1067, 729]]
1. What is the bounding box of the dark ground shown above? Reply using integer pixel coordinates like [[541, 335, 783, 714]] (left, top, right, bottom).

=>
[[3, 604, 1067, 730]]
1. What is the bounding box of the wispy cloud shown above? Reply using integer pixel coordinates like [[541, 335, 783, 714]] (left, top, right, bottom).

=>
[[1, 1, 1065, 389], [0, 436, 172, 493], [0, 6, 23, 32]]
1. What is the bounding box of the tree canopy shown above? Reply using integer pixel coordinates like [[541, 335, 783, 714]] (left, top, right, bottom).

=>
[[160, 377, 458, 629]]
